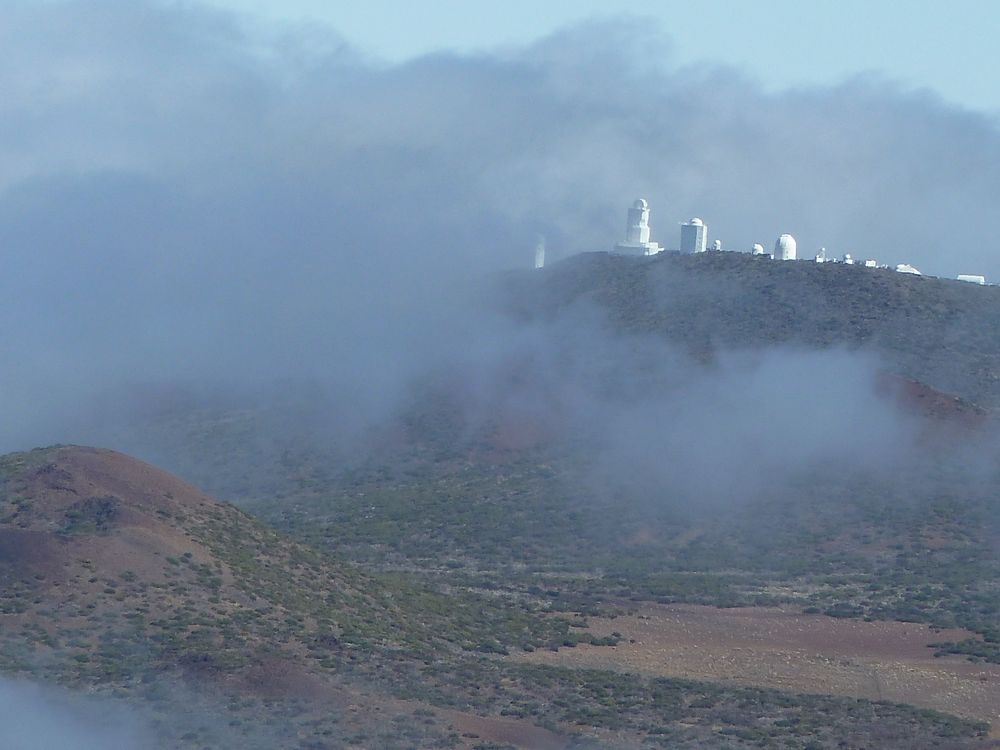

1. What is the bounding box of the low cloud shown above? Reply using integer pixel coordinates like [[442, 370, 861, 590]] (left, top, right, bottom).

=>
[[438, 306, 915, 506], [1, 1, 998, 454], [0, 678, 149, 750]]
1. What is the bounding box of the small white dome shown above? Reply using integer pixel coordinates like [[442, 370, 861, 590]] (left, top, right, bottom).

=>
[[633, 198, 649, 210], [689, 217, 703, 226]]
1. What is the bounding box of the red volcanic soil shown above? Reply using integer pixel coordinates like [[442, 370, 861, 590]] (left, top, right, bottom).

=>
[[0, 446, 228, 584], [877, 371, 989, 427], [14, 445, 220, 517]]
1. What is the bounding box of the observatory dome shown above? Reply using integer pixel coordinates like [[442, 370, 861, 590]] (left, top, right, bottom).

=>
[[614, 198, 662, 256], [751, 243, 765, 256], [689, 217, 703, 226], [774, 233, 797, 261]]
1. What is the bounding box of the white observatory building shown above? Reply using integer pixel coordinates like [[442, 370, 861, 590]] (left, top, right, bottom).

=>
[[614, 199, 663, 255], [774, 234, 797, 261], [680, 218, 707, 254], [957, 274, 986, 285], [681, 216, 708, 253]]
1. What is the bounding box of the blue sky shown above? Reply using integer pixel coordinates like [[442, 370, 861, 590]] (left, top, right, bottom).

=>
[[202, 0, 1000, 115]]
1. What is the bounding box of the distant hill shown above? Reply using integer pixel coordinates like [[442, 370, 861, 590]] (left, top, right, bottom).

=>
[[0, 446, 587, 748], [503, 251, 1000, 409], [0, 446, 405, 746]]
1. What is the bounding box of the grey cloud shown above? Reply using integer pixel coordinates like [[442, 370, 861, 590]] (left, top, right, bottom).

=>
[[436, 306, 914, 507], [1, 1, 998, 453], [589, 347, 915, 505]]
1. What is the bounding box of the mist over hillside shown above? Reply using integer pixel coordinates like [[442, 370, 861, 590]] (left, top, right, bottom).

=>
[[0, 677, 147, 750], [3, 0, 1000, 458], [19, 247, 992, 542]]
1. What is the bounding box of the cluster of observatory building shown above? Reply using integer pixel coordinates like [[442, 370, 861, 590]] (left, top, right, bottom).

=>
[[600, 198, 987, 285]]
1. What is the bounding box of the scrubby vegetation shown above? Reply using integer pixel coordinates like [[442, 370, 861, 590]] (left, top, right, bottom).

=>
[[6, 254, 1000, 747], [418, 661, 989, 749]]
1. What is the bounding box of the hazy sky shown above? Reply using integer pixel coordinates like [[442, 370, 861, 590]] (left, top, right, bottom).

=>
[[197, 0, 1000, 115]]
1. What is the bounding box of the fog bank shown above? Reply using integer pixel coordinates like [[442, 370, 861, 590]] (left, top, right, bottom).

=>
[[2, 1, 999, 453]]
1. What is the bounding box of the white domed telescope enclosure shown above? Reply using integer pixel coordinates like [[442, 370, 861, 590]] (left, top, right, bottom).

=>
[[774, 234, 797, 260], [614, 198, 663, 255]]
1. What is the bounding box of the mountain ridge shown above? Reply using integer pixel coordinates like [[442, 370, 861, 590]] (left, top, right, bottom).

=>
[[504, 250, 1000, 409]]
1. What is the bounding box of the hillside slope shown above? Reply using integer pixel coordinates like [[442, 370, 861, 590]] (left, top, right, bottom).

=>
[[0, 446, 407, 746], [1, 446, 994, 749], [504, 251, 1000, 408], [0, 444, 395, 671], [0, 446, 586, 748]]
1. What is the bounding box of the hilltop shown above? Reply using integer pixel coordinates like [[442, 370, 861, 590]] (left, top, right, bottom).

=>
[[504, 250, 1000, 409]]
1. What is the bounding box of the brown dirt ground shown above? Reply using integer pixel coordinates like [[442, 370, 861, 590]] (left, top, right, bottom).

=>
[[2, 446, 231, 585], [336, 688, 570, 750], [514, 603, 1000, 737], [441, 709, 568, 750]]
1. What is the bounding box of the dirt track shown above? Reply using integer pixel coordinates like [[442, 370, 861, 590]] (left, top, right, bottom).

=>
[[514, 604, 1000, 735]]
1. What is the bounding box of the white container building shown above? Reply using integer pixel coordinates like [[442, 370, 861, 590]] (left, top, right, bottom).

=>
[[680, 218, 708, 254]]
